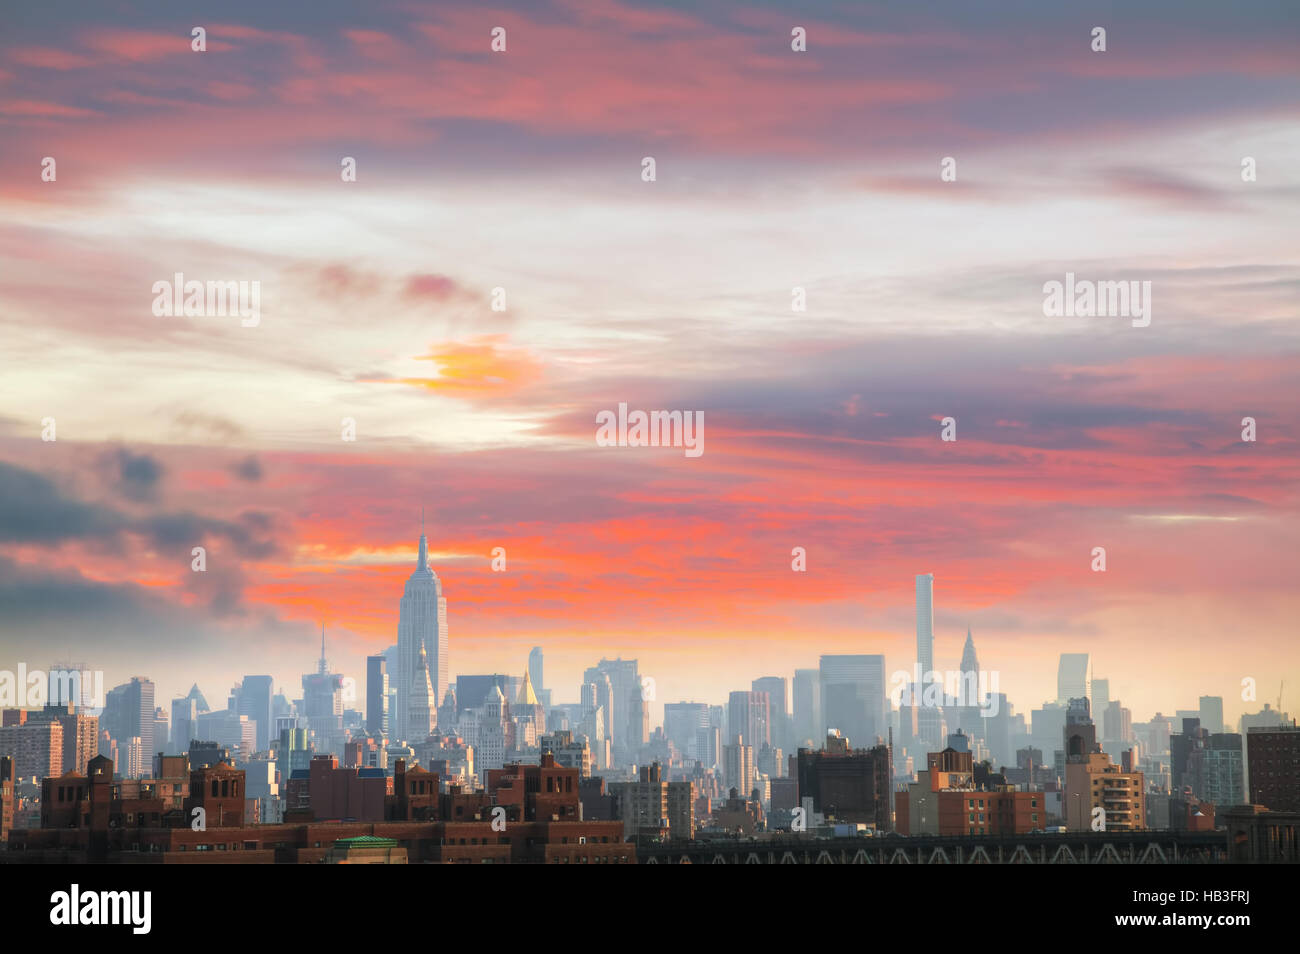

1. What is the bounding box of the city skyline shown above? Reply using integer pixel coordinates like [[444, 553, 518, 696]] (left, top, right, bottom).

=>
[[31, 540, 1290, 739]]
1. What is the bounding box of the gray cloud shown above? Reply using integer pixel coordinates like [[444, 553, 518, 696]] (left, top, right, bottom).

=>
[[102, 447, 164, 501], [0, 461, 280, 559]]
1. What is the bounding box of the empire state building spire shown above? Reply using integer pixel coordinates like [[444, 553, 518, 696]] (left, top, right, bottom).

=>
[[418, 507, 428, 570]]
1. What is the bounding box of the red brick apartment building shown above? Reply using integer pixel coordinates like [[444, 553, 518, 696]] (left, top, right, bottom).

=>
[[896, 747, 1043, 835], [5, 752, 632, 864]]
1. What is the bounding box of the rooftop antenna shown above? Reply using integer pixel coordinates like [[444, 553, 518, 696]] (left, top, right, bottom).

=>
[[417, 508, 429, 570]]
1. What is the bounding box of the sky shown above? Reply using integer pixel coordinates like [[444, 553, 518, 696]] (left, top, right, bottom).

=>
[[0, 0, 1297, 732]]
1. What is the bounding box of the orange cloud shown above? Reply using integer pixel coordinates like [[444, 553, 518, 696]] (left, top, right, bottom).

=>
[[386, 336, 544, 397]]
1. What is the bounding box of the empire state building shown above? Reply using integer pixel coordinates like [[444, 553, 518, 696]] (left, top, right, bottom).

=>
[[395, 517, 448, 742]]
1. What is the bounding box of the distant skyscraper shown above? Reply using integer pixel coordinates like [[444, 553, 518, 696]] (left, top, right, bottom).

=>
[[529, 647, 544, 697], [664, 702, 710, 760], [819, 655, 887, 747], [627, 689, 649, 754], [915, 574, 935, 677], [753, 676, 790, 752], [724, 740, 755, 796], [959, 628, 978, 678], [1057, 654, 1089, 705], [152, 707, 169, 756], [102, 677, 154, 760], [583, 659, 639, 761], [169, 684, 207, 755], [727, 691, 771, 750], [953, 627, 982, 736], [792, 669, 821, 749], [366, 654, 388, 736], [1199, 696, 1224, 735], [238, 675, 274, 752], [301, 628, 345, 754], [395, 515, 449, 742], [1092, 678, 1110, 731]]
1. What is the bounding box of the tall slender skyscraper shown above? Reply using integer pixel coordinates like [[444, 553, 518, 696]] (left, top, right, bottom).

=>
[[238, 675, 274, 753], [365, 654, 388, 736], [1092, 678, 1110, 733], [792, 669, 821, 749], [395, 514, 449, 742], [528, 647, 544, 697], [727, 690, 771, 749], [1057, 654, 1090, 705], [915, 573, 935, 679]]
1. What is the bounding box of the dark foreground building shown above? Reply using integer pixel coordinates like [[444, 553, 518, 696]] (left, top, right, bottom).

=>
[[796, 732, 892, 829]]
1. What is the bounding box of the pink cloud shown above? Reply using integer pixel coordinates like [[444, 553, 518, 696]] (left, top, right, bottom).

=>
[[403, 274, 460, 301], [82, 29, 205, 62], [0, 98, 98, 118], [8, 46, 95, 69]]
